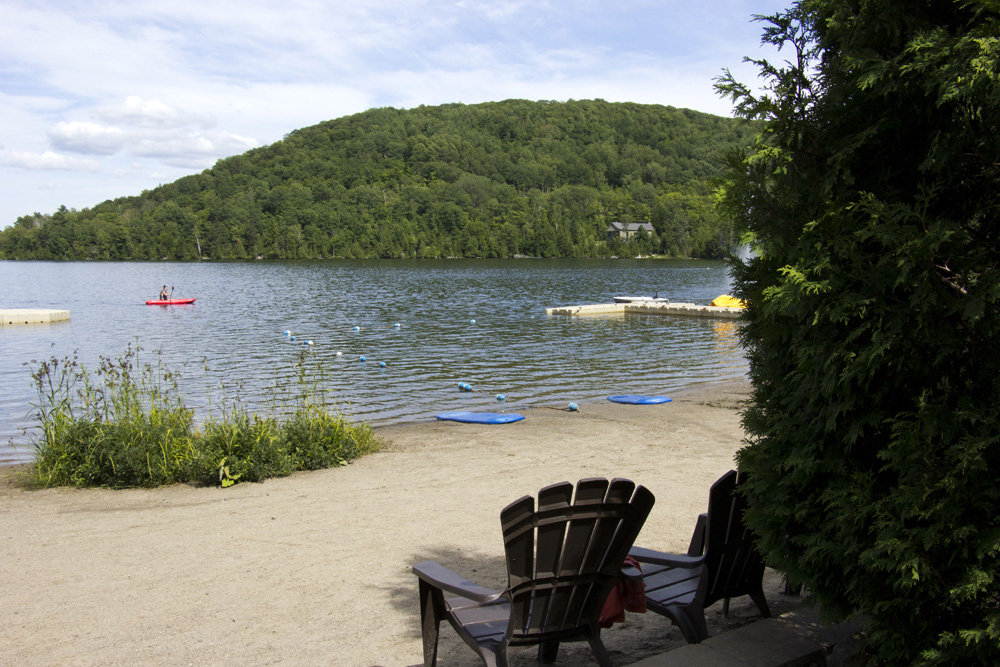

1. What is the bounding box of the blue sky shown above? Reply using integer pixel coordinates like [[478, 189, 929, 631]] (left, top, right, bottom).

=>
[[0, 0, 791, 229]]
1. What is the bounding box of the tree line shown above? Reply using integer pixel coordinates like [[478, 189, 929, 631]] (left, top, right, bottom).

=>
[[0, 99, 757, 260]]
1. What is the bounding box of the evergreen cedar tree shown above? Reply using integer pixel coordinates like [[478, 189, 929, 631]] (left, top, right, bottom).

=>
[[0, 100, 757, 261], [717, 1, 1000, 664]]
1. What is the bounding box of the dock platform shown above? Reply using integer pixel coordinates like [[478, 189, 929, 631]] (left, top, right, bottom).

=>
[[545, 302, 742, 319], [0, 309, 71, 326]]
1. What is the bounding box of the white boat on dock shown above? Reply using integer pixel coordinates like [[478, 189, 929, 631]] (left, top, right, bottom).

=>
[[612, 296, 670, 304]]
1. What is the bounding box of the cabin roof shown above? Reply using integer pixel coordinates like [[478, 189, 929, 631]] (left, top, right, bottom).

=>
[[606, 221, 654, 233]]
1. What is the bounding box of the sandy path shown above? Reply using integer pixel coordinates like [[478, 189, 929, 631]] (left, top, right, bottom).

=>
[[0, 380, 798, 666]]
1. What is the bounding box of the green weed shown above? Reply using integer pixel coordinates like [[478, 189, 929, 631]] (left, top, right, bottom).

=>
[[22, 343, 381, 489]]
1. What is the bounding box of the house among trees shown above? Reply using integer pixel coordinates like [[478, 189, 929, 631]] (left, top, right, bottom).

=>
[[606, 221, 655, 242]]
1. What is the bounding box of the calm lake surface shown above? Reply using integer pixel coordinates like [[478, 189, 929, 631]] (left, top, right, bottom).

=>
[[0, 259, 746, 464]]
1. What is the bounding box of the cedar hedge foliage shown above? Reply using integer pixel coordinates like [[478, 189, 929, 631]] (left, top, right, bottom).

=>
[[0, 100, 757, 260], [719, 1, 1000, 665]]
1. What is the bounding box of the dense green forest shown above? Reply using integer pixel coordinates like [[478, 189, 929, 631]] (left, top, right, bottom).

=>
[[0, 99, 757, 260]]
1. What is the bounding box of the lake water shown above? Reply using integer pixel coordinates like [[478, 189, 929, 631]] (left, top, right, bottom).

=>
[[0, 259, 746, 464]]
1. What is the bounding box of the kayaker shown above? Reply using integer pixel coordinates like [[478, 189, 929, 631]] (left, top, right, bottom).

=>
[[159, 285, 172, 300]]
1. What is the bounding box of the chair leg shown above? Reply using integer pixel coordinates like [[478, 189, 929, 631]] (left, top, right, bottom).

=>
[[418, 579, 444, 667], [587, 634, 613, 667], [478, 645, 507, 667], [749, 587, 771, 618], [538, 640, 559, 664], [672, 607, 709, 644]]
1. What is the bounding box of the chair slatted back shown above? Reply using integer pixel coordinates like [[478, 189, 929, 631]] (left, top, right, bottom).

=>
[[702, 470, 766, 607], [500, 478, 654, 641]]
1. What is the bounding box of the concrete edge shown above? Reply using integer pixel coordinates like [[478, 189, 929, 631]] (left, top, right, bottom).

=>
[[627, 606, 864, 667]]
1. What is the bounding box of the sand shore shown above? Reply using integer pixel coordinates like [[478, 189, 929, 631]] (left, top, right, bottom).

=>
[[0, 379, 798, 667]]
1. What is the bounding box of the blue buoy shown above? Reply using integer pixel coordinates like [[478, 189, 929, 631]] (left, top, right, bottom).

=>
[[379, 361, 386, 368], [496, 394, 505, 402], [470, 319, 476, 324], [283, 330, 291, 336], [568, 402, 579, 412], [360, 355, 366, 362], [458, 382, 467, 390], [290, 335, 295, 341], [353, 326, 360, 331], [464, 383, 473, 392], [394, 323, 400, 328]]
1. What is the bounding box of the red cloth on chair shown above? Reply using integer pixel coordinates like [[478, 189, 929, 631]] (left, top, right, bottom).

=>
[[599, 556, 647, 628]]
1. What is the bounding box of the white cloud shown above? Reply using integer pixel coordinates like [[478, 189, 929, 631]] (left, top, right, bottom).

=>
[[98, 96, 214, 131], [2, 150, 102, 172], [48, 121, 126, 155], [131, 129, 257, 166], [44, 97, 259, 169]]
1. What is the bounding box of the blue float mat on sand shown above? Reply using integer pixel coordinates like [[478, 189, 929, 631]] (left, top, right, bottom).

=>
[[436, 411, 526, 424], [607, 395, 673, 405]]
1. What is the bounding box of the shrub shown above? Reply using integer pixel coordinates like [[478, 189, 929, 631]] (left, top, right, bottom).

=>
[[197, 414, 293, 485], [718, 2, 1000, 664], [23, 345, 381, 489], [27, 346, 198, 488], [280, 405, 381, 470]]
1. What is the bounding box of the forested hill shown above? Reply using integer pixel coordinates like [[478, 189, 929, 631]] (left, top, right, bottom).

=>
[[0, 99, 757, 260]]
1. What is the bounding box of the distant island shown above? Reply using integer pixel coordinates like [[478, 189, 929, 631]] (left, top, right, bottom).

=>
[[0, 99, 757, 261]]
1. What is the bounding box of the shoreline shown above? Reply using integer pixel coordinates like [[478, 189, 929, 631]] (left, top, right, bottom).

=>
[[0, 377, 800, 667], [0, 376, 750, 469]]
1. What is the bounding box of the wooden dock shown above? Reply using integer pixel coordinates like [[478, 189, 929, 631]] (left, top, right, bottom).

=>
[[0, 309, 71, 326], [545, 302, 742, 319]]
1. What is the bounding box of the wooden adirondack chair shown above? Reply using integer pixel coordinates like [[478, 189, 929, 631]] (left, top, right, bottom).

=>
[[412, 478, 655, 667], [629, 469, 770, 644]]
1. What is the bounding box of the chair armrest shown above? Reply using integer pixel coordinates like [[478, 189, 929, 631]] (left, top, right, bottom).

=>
[[621, 563, 643, 581], [628, 546, 704, 569], [412, 560, 505, 603]]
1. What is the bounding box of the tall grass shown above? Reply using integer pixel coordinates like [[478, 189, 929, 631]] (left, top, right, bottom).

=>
[[22, 344, 381, 489]]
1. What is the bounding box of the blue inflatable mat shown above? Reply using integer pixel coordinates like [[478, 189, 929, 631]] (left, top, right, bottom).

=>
[[607, 395, 673, 405], [436, 411, 526, 424]]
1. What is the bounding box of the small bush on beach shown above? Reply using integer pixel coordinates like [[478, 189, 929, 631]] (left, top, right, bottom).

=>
[[197, 414, 293, 485], [22, 345, 381, 489], [46, 412, 198, 488], [281, 405, 380, 470], [27, 347, 199, 488]]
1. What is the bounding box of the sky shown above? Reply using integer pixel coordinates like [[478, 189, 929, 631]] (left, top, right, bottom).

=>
[[0, 0, 792, 229]]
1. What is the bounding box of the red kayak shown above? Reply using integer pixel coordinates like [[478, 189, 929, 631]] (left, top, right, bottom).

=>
[[146, 298, 197, 305]]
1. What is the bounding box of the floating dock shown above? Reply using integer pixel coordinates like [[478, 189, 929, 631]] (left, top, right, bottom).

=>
[[545, 302, 742, 319], [0, 309, 71, 326]]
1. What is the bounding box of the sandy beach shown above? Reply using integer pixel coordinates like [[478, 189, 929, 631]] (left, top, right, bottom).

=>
[[0, 379, 800, 667]]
